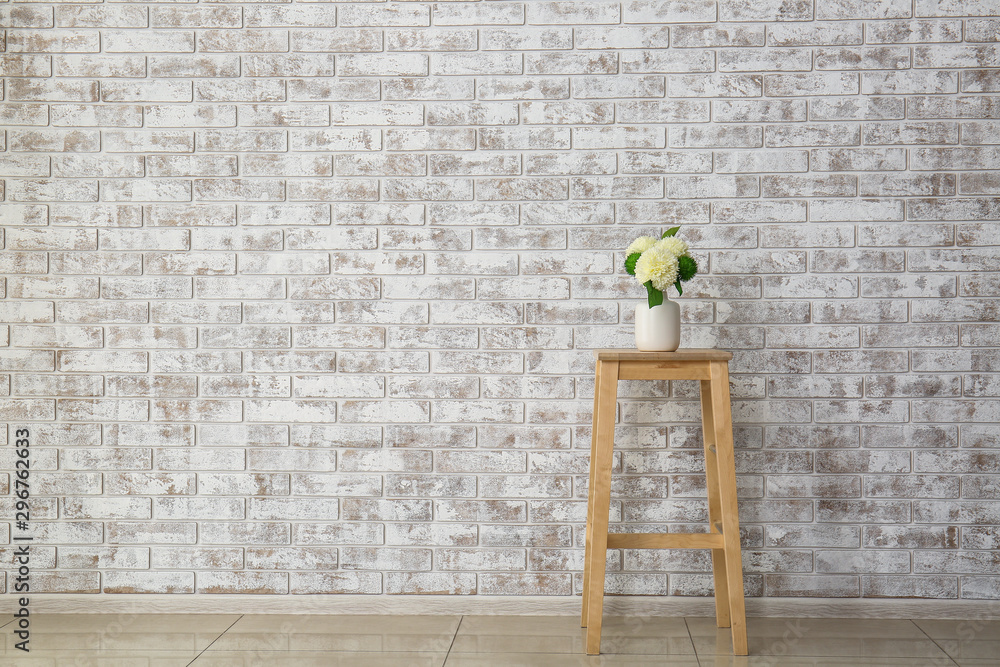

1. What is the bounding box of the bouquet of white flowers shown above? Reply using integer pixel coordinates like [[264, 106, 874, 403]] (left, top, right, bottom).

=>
[[625, 226, 698, 308]]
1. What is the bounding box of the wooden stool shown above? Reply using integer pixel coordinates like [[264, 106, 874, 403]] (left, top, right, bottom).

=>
[[581, 349, 748, 655]]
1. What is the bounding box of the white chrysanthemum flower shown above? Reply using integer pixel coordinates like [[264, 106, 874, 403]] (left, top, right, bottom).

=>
[[634, 247, 679, 292], [655, 237, 688, 257], [626, 236, 658, 256]]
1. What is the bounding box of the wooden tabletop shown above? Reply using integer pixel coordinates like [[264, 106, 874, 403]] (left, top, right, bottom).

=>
[[594, 348, 733, 361]]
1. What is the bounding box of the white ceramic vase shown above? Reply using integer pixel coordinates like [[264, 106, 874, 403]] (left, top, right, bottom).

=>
[[634, 300, 680, 352]]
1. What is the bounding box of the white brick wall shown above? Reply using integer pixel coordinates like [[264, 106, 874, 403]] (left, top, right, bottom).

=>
[[2, 1, 999, 600]]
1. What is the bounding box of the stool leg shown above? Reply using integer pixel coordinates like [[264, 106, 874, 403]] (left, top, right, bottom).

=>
[[709, 361, 748, 656], [585, 359, 618, 655], [581, 360, 604, 628], [700, 378, 731, 630]]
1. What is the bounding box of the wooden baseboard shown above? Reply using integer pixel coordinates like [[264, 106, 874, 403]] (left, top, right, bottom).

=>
[[6, 594, 999, 619]]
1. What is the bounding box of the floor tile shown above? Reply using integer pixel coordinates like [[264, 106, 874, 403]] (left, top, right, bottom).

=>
[[699, 657, 959, 667], [190, 650, 448, 666], [452, 614, 695, 655], [227, 614, 460, 635], [207, 629, 455, 653], [1, 614, 240, 633], [2, 630, 221, 653], [210, 614, 460, 652], [913, 619, 1000, 640], [688, 617, 953, 660], [693, 633, 955, 660], [935, 640, 1000, 662], [0, 649, 196, 666], [0, 613, 237, 657], [686, 616, 926, 639], [912, 618, 1000, 662], [444, 653, 699, 666]]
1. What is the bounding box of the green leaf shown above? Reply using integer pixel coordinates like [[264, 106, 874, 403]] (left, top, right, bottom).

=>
[[624, 252, 641, 276], [674, 280, 683, 297], [644, 281, 663, 309], [662, 226, 680, 238], [677, 254, 698, 282]]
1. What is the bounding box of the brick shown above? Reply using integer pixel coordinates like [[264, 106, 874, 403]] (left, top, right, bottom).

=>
[[341, 498, 431, 523], [810, 199, 903, 222], [195, 80, 286, 103], [105, 522, 194, 545], [865, 474, 959, 498], [623, 50, 713, 74], [668, 126, 762, 151], [816, 550, 911, 574], [0, 203, 49, 226], [102, 30, 193, 54], [376, 275, 472, 301], [672, 24, 763, 47], [766, 525, 860, 548], [151, 6, 239, 28], [478, 278, 570, 301], [98, 428, 187, 452], [0, 301, 53, 327], [862, 425, 958, 449], [811, 249, 905, 273], [573, 176, 661, 200], [0, 251, 48, 273], [480, 127, 572, 150], [913, 350, 1000, 373], [386, 327, 477, 351], [294, 28, 382, 52], [866, 526, 959, 550], [6, 79, 95, 103], [864, 576, 958, 599], [198, 572, 288, 595], [337, 399, 427, 423], [386, 474, 477, 498], [103, 81, 192, 104], [869, 314, 959, 340], [289, 471, 380, 498], [866, 374, 961, 398], [817, 500, 911, 523], [869, 19, 962, 42], [385, 129, 472, 151], [64, 497, 151, 520], [248, 497, 340, 521], [719, 48, 811, 73], [54, 54, 145, 79], [103, 130, 194, 154], [625, 0, 717, 22], [814, 98, 905, 122], [384, 572, 475, 595], [55, 547, 145, 572], [338, 154, 427, 176], [291, 572, 381, 594], [915, 501, 1000, 525], [152, 399, 242, 422], [247, 547, 338, 571], [149, 547, 241, 571], [149, 302, 241, 324], [6, 29, 93, 53]]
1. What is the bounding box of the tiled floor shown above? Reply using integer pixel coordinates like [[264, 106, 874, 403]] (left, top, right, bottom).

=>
[[0, 613, 994, 666]]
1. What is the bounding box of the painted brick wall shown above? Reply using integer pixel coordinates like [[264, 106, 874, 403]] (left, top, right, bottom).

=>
[[1, 0, 999, 600]]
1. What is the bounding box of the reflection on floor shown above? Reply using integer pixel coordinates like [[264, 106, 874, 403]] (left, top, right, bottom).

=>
[[0, 613, 994, 666]]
